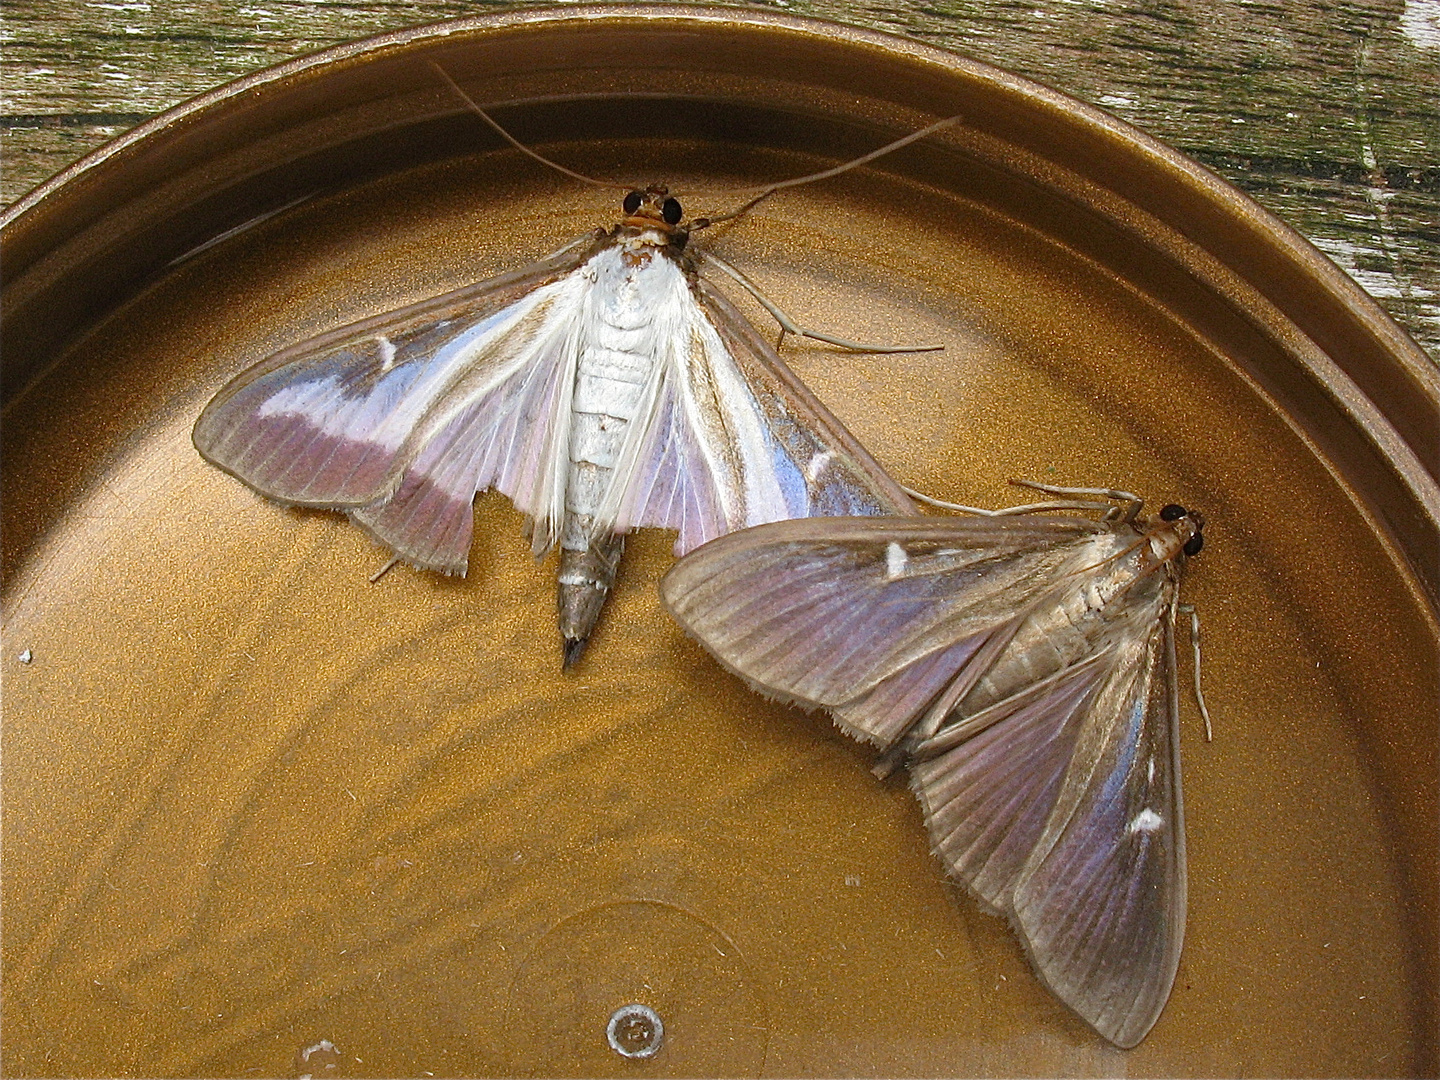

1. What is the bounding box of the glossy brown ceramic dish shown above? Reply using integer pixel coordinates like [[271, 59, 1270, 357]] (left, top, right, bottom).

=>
[[2, 8, 1436, 1076]]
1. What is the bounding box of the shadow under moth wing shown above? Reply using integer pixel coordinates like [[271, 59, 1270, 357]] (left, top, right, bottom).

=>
[[659, 504, 1204, 1047], [193, 190, 914, 667]]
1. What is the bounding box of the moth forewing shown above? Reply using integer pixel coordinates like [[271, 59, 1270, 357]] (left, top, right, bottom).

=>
[[661, 515, 1109, 748], [691, 279, 917, 514], [192, 240, 596, 517], [660, 501, 1205, 1047], [913, 518, 1194, 1048]]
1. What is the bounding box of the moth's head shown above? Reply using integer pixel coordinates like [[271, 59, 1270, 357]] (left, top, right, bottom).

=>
[[620, 186, 687, 244], [1158, 503, 1206, 558]]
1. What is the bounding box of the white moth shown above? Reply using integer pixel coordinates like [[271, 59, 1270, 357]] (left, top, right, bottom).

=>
[[194, 109, 958, 666], [660, 483, 1208, 1048]]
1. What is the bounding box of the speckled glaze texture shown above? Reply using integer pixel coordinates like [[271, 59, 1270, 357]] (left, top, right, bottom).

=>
[[2, 9, 1436, 1076]]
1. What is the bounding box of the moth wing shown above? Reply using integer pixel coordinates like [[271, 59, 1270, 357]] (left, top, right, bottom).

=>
[[911, 584, 1185, 1048], [598, 274, 914, 555], [193, 241, 596, 573], [660, 515, 1103, 748]]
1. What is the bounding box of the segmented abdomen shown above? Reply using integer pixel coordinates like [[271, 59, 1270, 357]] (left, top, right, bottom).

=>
[[961, 531, 1164, 714], [560, 247, 676, 551]]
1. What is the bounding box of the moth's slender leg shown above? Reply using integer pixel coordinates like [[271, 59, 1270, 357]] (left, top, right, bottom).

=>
[[368, 554, 403, 583], [1009, 479, 1145, 522], [1179, 603, 1214, 741], [699, 254, 943, 353], [903, 485, 1117, 517]]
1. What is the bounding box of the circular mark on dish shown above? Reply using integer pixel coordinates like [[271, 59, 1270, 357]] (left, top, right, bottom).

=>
[[507, 899, 768, 1076], [606, 1003, 664, 1059]]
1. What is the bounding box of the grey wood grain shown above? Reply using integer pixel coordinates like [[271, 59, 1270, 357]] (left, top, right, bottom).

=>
[[2, 0, 1436, 357]]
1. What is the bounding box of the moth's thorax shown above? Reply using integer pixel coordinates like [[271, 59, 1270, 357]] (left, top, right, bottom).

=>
[[581, 242, 689, 325], [610, 224, 687, 268], [1144, 516, 1201, 567]]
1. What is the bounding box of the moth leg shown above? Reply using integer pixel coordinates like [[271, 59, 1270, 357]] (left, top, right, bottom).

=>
[[540, 229, 610, 262], [902, 485, 1118, 518], [368, 554, 404, 584], [1178, 603, 1214, 741], [558, 532, 625, 670], [699, 253, 943, 353]]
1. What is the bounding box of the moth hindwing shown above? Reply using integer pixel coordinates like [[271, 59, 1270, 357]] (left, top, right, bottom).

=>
[[194, 177, 927, 667], [659, 498, 1207, 1048]]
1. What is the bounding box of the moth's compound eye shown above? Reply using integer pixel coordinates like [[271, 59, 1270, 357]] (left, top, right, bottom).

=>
[[623, 191, 644, 215], [1183, 532, 1204, 557], [1159, 504, 1187, 521], [661, 197, 683, 225]]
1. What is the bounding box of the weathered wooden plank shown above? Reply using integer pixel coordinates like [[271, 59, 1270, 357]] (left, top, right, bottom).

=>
[[3, 0, 1435, 356]]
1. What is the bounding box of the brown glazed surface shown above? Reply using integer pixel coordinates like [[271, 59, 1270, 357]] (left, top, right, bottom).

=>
[[2, 10, 1436, 1076]]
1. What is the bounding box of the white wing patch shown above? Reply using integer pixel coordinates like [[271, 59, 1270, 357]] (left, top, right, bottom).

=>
[[1127, 808, 1166, 834], [885, 541, 908, 580], [247, 286, 566, 456]]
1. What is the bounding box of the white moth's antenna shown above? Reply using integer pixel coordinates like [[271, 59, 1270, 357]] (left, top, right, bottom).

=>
[[694, 114, 961, 228], [432, 64, 960, 220], [431, 64, 631, 192]]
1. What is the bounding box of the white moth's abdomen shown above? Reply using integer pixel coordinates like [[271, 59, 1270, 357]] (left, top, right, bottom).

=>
[[560, 245, 684, 549], [557, 239, 690, 666], [564, 341, 652, 543]]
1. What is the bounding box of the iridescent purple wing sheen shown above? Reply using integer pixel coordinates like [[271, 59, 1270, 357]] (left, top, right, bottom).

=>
[[605, 277, 916, 555], [911, 590, 1185, 1049], [192, 243, 595, 573], [659, 515, 1102, 747]]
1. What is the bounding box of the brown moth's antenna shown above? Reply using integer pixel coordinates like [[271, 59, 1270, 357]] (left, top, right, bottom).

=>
[[693, 115, 962, 229], [431, 63, 631, 192]]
